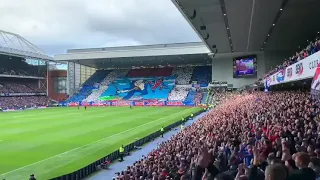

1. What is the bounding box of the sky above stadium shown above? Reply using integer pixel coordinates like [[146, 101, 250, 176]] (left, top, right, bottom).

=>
[[0, 0, 200, 55]]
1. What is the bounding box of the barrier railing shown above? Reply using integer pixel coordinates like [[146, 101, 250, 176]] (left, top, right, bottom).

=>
[[50, 110, 204, 180], [264, 50, 320, 88]]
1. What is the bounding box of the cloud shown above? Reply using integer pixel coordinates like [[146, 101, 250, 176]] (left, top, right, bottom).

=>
[[0, 0, 200, 55]]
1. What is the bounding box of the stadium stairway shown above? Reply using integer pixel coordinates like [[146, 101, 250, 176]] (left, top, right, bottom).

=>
[[84, 70, 129, 102], [85, 111, 209, 180]]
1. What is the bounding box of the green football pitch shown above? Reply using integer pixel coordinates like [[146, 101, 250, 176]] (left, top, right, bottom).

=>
[[0, 106, 201, 180]]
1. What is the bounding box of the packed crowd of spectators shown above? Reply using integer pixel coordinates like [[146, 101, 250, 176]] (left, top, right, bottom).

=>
[[0, 79, 48, 109], [168, 87, 190, 101], [115, 91, 320, 180], [192, 66, 212, 87], [0, 68, 44, 77], [0, 81, 45, 93], [265, 37, 320, 77], [0, 96, 48, 109], [172, 67, 194, 85]]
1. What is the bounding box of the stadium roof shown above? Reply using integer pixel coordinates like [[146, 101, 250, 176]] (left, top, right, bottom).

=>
[[0, 30, 53, 61], [172, 0, 320, 54], [54, 42, 213, 68]]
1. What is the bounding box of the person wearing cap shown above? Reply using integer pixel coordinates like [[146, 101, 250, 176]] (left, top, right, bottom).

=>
[[160, 126, 164, 138], [119, 145, 125, 161], [190, 113, 194, 119]]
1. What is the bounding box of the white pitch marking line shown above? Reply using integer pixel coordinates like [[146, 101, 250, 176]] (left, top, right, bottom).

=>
[[0, 108, 192, 176]]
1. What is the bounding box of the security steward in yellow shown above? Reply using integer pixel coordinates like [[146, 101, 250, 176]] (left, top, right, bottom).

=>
[[119, 145, 125, 161], [160, 126, 164, 137]]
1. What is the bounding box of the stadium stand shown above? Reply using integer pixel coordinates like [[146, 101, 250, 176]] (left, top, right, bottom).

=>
[[172, 67, 194, 85], [83, 86, 107, 103], [66, 85, 95, 103], [66, 70, 110, 102], [127, 67, 172, 77], [69, 66, 215, 103], [266, 36, 320, 77], [167, 87, 190, 101], [0, 77, 48, 110], [100, 69, 129, 86], [83, 70, 110, 86], [0, 96, 48, 109], [0, 79, 45, 93], [0, 55, 46, 77], [183, 90, 197, 104], [100, 76, 176, 101], [191, 66, 212, 87], [84, 69, 129, 102], [115, 90, 320, 180]]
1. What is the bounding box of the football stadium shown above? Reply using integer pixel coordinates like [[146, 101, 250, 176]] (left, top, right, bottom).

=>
[[1, 0, 320, 180]]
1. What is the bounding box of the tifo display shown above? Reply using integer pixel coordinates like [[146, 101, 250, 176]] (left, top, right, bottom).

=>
[[62, 66, 212, 108], [100, 76, 175, 101]]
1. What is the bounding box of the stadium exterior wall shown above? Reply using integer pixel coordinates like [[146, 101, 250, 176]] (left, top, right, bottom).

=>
[[50, 109, 204, 180], [212, 52, 266, 88], [48, 70, 68, 101]]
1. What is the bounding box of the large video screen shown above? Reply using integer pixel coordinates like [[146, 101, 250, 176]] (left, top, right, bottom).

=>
[[233, 55, 257, 78]]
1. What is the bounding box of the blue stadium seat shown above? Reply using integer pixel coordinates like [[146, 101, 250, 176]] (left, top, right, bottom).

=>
[[183, 90, 197, 104], [83, 70, 110, 86], [66, 85, 96, 103], [66, 70, 110, 102], [192, 66, 212, 87]]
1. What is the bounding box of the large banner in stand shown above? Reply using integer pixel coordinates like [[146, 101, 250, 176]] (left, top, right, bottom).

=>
[[265, 51, 320, 86]]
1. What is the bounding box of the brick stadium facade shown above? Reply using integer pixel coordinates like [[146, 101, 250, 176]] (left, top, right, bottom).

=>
[[48, 70, 68, 101]]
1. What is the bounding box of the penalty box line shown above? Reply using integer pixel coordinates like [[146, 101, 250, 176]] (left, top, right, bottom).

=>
[[0, 108, 192, 176]]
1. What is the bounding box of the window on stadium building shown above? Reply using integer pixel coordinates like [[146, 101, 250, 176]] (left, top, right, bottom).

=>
[[54, 77, 67, 94]]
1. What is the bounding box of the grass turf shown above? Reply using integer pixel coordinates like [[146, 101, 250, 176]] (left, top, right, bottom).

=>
[[0, 106, 201, 180]]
